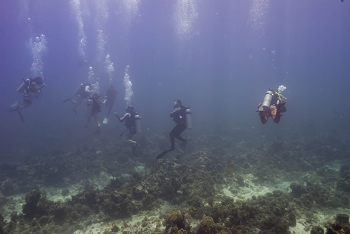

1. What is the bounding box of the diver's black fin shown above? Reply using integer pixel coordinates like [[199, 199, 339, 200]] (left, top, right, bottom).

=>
[[8, 107, 18, 112], [94, 127, 100, 136], [17, 111, 25, 123], [156, 148, 175, 159]]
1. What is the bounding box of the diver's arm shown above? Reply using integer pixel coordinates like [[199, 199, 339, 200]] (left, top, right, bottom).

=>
[[170, 107, 181, 117], [85, 86, 93, 94], [115, 113, 129, 123]]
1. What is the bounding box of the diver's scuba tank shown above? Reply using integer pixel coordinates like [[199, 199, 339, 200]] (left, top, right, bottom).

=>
[[261, 90, 273, 111], [185, 108, 192, 129], [17, 78, 30, 93], [135, 114, 141, 133]]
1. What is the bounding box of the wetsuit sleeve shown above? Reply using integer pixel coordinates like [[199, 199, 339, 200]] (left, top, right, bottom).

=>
[[170, 107, 181, 117], [118, 113, 130, 123], [85, 86, 93, 94]]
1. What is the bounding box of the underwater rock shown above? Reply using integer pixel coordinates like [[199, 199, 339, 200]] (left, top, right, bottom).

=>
[[52, 201, 67, 224], [132, 185, 146, 200], [236, 174, 245, 186], [110, 224, 120, 232], [323, 213, 350, 234], [0, 214, 4, 234], [290, 183, 307, 197], [310, 226, 324, 234], [335, 214, 349, 225], [288, 210, 296, 227], [166, 210, 185, 228], [22, 189, 43, 218], [61, 188, 70, 196], [10, 212, 18, 222], [197, 215, 217, 234]]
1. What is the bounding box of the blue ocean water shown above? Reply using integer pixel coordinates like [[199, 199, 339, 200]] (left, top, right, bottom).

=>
[[0, 0, 349, 159]]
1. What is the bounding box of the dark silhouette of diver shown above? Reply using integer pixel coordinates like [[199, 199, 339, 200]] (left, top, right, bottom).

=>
[[115, 105, 141, 155], [8, 77, 45, 123], [63, 82, 93, 115], [156, 99, 189, 159], [85, 93, 104, 135], [103, 85, 117, 124]]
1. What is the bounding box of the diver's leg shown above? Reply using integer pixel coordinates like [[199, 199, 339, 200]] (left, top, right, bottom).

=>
[[270, 106, 279, 123], [174, 124, 186, 143], [259, 111, 268, 124], [272, 110, 281, 123], [94, 114, 101, 128], [107, 102, 113, 117], [8, 101, 20, 112], [169, 126, 177, 149], [93, 114, 100, 134], [16, 100, 32, 123], [17, 99, 32, 112], [85, 115, 92, 127], [73, 95, 83, 112]]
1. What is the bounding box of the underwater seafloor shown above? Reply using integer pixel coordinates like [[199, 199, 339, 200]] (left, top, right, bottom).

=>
[[1, 127, 350, 234]]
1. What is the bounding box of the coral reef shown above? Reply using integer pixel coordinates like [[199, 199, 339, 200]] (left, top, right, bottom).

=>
[[1, 130, 350, 233]]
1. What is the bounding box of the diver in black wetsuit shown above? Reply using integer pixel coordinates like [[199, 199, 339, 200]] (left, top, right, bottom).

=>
[[169, 99, 188, 151], [63, 82, 93, 115], [115, 105, 140, 154], [85, 93, 104, 135], [103, 85, 117, 124], [8, 77, 45, 123], [156, 99, 189, 159]]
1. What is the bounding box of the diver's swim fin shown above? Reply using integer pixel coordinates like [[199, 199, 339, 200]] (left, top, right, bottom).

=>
[[156, 147, 175, 159], [63, 98, 72, 103], [8, 107, 18, 112], [103, 117, 109, 124], [94, 126, 100, 136], [17, 111, 25, 123]]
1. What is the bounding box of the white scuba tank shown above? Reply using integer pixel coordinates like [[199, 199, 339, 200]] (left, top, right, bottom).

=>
[[185, 108, 192, 129], [17, 79, 29, 93], [261, 91, 273, 111], [135, 114, 141, 133]]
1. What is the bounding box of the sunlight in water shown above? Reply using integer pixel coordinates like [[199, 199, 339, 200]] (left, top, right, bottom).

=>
[[174, 0, 198, 40], [93, 0, 109, 64], [29, 34, 47, 78], [121, 0, 140, 26], [105, 54, 114, 85], [248, 0, 270, 36], [96, 29, 107, 64], [124, 65, 133, 105], [70, 0, 87, 60]]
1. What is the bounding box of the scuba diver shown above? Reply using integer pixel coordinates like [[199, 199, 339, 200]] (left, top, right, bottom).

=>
[[8, 77, 45, 123], [114, 105, 141, 155], [63, 82, 93, 115], [156, 99, 192, 159], [258, 85, 287, 124], [85, 92, 104, 135], [103, 85, 117, 124]]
